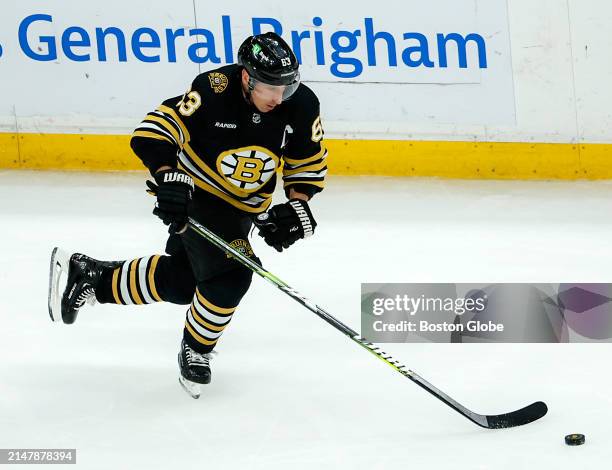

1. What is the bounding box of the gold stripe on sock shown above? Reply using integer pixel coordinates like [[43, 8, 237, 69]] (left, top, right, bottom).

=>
[[196, 288, 236, 315], [148, 255, 163, 302], [129, 259, 144, 305], [185, 321, 218, 346], [190, 305, 228, 332], [111, 267, 122, 305]]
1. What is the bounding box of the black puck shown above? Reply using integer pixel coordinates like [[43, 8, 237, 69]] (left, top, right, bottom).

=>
[[565, 434, 585, 446]]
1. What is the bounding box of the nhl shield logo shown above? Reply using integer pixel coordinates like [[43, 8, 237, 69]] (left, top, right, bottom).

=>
[[208, 72, 228, 93]]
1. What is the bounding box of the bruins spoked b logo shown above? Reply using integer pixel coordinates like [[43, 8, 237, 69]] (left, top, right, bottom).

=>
[[208, 72, 228, 93], [226, 239, 255, 259], [217, 146, 278, 192]]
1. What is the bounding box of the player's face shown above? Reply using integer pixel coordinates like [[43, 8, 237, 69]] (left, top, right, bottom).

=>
[[241, 69, 286, 113], [250, 82, 285, 113]]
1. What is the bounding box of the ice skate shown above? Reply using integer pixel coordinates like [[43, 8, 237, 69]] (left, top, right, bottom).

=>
[[48, 247, 120, 324], [178, 339, 215, 399]]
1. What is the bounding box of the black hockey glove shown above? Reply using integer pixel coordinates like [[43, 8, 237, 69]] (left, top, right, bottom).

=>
[[254, 199, 317, 252], [146, 169, 194, 233]]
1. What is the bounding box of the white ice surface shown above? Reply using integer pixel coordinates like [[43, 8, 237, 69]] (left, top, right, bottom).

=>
[[1, 170, 612, 469]]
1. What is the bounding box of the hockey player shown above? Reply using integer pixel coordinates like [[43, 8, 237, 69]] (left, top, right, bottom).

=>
[[48, 32, 327, 398]]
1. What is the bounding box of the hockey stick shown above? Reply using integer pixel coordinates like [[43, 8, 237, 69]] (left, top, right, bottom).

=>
[[187, 217, 547, 429]]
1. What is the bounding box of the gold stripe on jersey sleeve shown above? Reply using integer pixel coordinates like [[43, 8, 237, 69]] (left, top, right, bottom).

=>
[[157, 105, 191, 143], [283, 160, 327, 176], [283, 179, 326, 189], [196, 289, 236, 315], [177, 162, 272, 213], [129, 259, 144, 305], [283, 147, 327, 167], [132, 130, 174, 144], [185, 322, 219, 346], [190, 305, 228, 332], [111, 267, 122, 305], [148, 255, 163, 302], [144, 115, 181, 144]]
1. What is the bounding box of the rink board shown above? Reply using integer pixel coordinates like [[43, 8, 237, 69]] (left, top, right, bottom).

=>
[[1, 132, 612, 180], [3, 2, 612, 179]]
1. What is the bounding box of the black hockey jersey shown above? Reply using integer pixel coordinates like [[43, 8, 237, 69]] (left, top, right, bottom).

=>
[[130, 64, 327, 213]]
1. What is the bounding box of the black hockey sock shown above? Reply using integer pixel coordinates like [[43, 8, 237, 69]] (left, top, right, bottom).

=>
[[96, 253, 197, 305], [183, 286, 238, 353], [182, 268, 253, 353], [95, 256, 165, 305]]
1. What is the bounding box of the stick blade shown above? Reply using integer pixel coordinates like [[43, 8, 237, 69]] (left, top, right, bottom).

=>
[[484, 401, 548, 429]]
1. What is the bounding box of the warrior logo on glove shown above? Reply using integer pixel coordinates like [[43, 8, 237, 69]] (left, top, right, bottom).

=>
[[162, 171, 195, 188], [254, 199, 317, 252], [146, 169, 194, 234]]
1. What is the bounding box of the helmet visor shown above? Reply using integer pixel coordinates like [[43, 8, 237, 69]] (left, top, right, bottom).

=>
[[250, 74, 300, 102]]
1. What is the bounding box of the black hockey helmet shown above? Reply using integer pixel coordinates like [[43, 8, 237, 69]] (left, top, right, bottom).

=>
[[237, 32, 300, 100]]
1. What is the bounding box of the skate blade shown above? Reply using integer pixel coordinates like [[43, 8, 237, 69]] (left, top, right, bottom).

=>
[[179, 376, 202, 399], [48, 247, 70, 323]]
